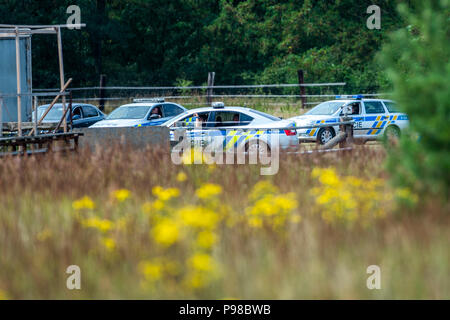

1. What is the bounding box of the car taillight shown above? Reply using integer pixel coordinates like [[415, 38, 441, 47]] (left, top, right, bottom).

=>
[[284, 129, 297, 136]]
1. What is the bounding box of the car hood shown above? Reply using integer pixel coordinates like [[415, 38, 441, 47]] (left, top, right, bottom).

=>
[[90, 119, 144, 128]]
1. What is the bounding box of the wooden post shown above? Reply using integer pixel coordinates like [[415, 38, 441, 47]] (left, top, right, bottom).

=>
[[99, 74, 106, 112], [297, 69, 306, 109], [69, 91, 73, 129], [15, 27, 22, 136], [56, 27, 67, 132], [206, 72, 215, 106], [33, 96, 38, 136]]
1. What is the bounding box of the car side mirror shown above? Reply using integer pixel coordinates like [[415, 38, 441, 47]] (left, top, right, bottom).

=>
[[149, 114, 160, 120], [72, 114, 81, 121]]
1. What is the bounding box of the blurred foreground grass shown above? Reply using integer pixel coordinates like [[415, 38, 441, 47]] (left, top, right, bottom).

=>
[[0, 146, 448, 299]]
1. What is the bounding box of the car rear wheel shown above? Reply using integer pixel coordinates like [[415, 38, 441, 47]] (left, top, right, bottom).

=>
[[317, 127, 335, 145], [384, 125, 400, 144]]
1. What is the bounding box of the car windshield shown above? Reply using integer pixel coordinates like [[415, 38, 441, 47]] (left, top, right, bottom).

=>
[[305, 101, 344, 115], [106, 106, 151, 120], [37, 106, 63, 121], [249, 109, 281, 121]]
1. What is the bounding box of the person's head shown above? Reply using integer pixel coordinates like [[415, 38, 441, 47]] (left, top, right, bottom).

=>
[[351, 104, 358, 114], [151, 106, 161, 115], [233, 114, 239, 122]]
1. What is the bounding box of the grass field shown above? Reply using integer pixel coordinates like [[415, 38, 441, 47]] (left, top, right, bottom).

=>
[[0, 141, 448, 299]]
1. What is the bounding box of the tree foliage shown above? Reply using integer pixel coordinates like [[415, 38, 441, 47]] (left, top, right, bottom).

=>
[[0, 0, 403, 90], [379, 0, 450, 197]]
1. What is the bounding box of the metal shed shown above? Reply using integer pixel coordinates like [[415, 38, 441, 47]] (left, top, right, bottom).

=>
[[0, 28, 32, 122]]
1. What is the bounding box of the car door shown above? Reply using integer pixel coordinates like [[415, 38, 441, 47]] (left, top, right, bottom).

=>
[[361, 100, 389, 137]]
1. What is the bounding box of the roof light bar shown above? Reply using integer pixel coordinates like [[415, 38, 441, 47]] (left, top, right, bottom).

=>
[[212, 102, 225, 108], [335, 94, 364, 100], [133, 98, 165, 103]]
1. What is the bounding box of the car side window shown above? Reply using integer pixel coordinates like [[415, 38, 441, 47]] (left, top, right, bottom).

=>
[[348, 102, 361, 115], [82, 105, 98, 118], [73, 107, 83, 118], [213, 111, 251, 127], [240, 113, 254, 125], [384, 101, 399, 113], [163, 104, 185, 117], [364, 101, 385, 114]]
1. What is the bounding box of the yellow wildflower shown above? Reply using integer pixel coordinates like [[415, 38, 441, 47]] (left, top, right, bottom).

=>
[[82, 217, 114, 232], [248, 216, 263, 228], [101, 237, 116, 252], [138, 260, 163, 281], [195, 183, 222, 200], [185, 272, 208, 289], [152, 186, 180, 201], [176, 171, 188, 182], [112, 189, 130, 202], [152, 218, 179, 246], [248, 180, 278, 202], [189, 253, 215, 272], [72, 196, 95, 210], [179, 206, 220, 229], [196, 230, 217, 249]]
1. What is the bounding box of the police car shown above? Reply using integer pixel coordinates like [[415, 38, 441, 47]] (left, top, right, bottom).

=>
[[90, 99, 186, 128], [289, 96, 409, 144], [164, 102, 299, 153]]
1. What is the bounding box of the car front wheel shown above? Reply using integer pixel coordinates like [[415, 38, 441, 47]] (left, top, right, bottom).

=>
[[317, 127, 335, 145]]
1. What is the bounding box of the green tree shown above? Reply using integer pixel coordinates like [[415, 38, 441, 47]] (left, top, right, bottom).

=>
[[379, 0, 450, 197]]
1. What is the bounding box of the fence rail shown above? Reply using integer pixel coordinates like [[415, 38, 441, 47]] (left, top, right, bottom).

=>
[[33, 82, 346, 92]]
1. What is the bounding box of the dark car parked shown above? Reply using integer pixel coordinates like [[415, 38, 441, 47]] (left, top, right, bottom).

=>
[[33, 103, 106, 128]]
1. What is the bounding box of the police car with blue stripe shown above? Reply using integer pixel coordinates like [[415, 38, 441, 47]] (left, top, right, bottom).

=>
[[289, 96, 409, 144], [90, 99, 187, 128], [164, 102, 298, 153]]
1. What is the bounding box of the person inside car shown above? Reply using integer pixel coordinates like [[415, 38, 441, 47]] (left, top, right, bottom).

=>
[[216, 116, 223, 127], [350, 103, 360, 115], [150, 106, 162, 118], [233, 114, 239, 124]]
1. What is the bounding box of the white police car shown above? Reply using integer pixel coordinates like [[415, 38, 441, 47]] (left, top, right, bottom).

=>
[[289, 96, 409, 144], [90, 98, 186, 128], [164, 102, 298, 152]]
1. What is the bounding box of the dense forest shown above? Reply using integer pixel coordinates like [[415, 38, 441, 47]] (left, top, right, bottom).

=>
[[0, 0, 408, 91]]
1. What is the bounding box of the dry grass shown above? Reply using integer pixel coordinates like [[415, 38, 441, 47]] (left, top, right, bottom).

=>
[[0, 145, 448, 299]]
